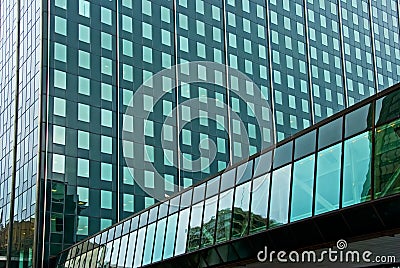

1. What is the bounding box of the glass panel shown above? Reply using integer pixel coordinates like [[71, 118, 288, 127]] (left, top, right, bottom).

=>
[[215, 189, 234, 243], [206, 176, 220, 198], [163, 213, 178, 259], [318, 117, 342, 149], [375, 90, 400, 126], [374, 118, 400, 198], [175, 208, 190, 256], [220, 168, 236, 192], [290, 156, 315, 222], [187, 201, 204, 252], [253, 151, 272, 177], [117, 235, 129, 267], [345, 104, 372, 138], [133, 227, 146, 267], [148, 206, 158, 223], [343, 132, 372, 206], [232, 181, 251, 238], [142, 223, 156, 265], [158, 202, 169, 219], [250, 174, 270, 234], [192, 183, 206, 204], [273, 141, 293, 169], [139, 211, 149, 227], [294, 130, 316, 160], [315, 143, 342, 215], [110, 238, 121, 267], [236, 161, 253, 184], [201, 196, 218, 247], [152, 218, 167, 262], [180, 189, 192, 209], [122, 220, 131, 236], [124, 231, 137, 267], [129, 217, 139, 231], [102, 241, 113, 267], [269, 164, 291, 227], [169, 195, 180, 214]]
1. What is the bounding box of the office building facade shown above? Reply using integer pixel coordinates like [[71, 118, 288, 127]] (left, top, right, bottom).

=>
[[0, 0, 399, 266]]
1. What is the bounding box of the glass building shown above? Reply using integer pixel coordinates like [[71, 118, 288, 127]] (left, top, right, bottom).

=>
[[56, 86, 400, 267], [0, 0, 400, 267]]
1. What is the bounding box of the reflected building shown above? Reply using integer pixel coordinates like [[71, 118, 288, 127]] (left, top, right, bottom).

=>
[[1, 0, 400, 267], [56, 86, 400, 267]]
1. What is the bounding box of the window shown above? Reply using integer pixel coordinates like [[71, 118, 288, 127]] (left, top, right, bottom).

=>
[[269, 164, 291, 227], [77, 158, 89, 177], [343, 132, 371, 206], [54, 70, 66, 89], [78, 103, 90, 122], [315, 143, 341, 215], [54, 98, 66, 117], [101, 190, 113, 209], [101, 163, 112, 181], [53, 125, 65, 145], [187, 202, 203, 251], [77, 216, 88, 235], [78, 24, 90, 43], [54, 16, 67, 35], [101, 57, 112, 75], [78, 0, 90, 17], [78, 50, 90, 69], [232, 182, 251, 238], [163, 214, 178, 259], [201, 196, 218, 247], [101, 136, 112, 154], [291, 156, 315, 221], [123, 194, 134, 212], [101, 7, 112, 25], [174, 208, 190, 255], [54, 43, 66, 62], [78, 76, 90, 95], [77, 187, 89, 206], [250, 174, 270, 233], [101, 109, 112, 127], [215, 189, 234, 243], [78, 131, 89, 149], [101, 32, 112, 50], [52, 154, 65, 173]]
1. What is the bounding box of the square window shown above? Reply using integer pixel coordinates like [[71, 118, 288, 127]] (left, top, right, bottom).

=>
[[101, 190, 113, 209], [143, 47, 153, 63], [53, 125, 65, 145], [101, 163, 113, 181], [54, 98, 66, 117], [54, 70, 66, 89], [55, 0, 66, 9], [78, 50, 90, 69], [122, 39, 133, 57], [78, 0, 90, 17], [78, 104, 90, 122], [78, 76, 90, 95], [101, 57, 112, 75], [101, 7, 112, 25], [101, 136, 113, 154], [77, 216, 88, 235], [78, 24, 90, 43], [123, 194, 134, 212], [101, 109, 112, 127], [54, 43, 66, 62], [54, 16, 67, 35], [100, 219, 112, 230], [77, 187, 89, 206], [101, 83, 112, 101], [144, 171, 154, 188], [122, 15, 132, 32], [77, 158, 89, 177], [78, 131, 89, 149], [52, 154, 65, 174], [161, 6, 170, 23], [101, 32, 112, 50], [142, 22, 152, 39]]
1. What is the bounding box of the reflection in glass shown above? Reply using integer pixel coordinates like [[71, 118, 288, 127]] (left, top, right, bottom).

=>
[[102, 241, 113, 267], [117, 235, 129, 267], [175, 208, 190, 256], [193, 183, 206, 204], [269, 164, 291, 227], [187, 202, 204, 252], [253, 151, 272, 177], [315, 143, 341, 215], [206, 177, 220, 198], [318, 117, 342, 149], [163, 213, 178, 259], [236, 161, 253, 184], [201, 196, 218, 247], [133, 227, 146, 267], [375, 90, 400, 126], [220, 168, 236, 191], [231, 182, 251, 238], [142, 223, 156, 265], [374, 118, 400, 198], [124, 231, 137, 267], [152, 218, 166, 262], [180, 189, 192, 209], [250, 174, 270, 234], [345, 104, 372, 138], [291, 156, 315, 221], [343, 132, 372, 206], [294, 130, 316, 160], [110, 238, 120, 267], [273, 141, 293, 168], [216, 189, 234, 243]]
